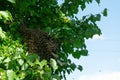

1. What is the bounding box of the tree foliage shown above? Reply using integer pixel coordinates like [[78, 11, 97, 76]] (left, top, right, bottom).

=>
[[0, 0, 107, 80]]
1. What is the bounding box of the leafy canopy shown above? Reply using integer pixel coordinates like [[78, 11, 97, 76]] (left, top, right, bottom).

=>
[[0, 0, 107, 80]]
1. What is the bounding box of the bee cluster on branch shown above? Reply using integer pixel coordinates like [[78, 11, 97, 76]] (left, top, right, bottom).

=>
[[20, 23, 59, 61]]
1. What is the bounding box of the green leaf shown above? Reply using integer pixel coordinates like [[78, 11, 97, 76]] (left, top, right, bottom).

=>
[[86, 0, 93, 3], [62, 42, 73, 53], [8, 60, 19, 70], [77, 65, 83, 71], [21, 63, 29, 70], [103, 8, 107, 16], [7, 0, 15, 3], [43, 66, 52, 79], [70, 63, 76, 71], [0, 68, 7, 80], [18, 72, 25, 79], [96, 14, 101, 21], [53, 74, 61, 80], [0, 68, 4, 72], [4, 57, 11, 63], [50, 58, 58, 70], [7, 70, 16, 80], [72, 50, 81, 59], [73, 39, 84, 48], [89, 0, 93, 3], [18, 59, 24, 66], [80, 50, 88, 56], [53, 78, 57, 80], [96, 0, 100, 4], [0, 11, 13, 22], [0, 27, 6, 39], [81, 4, 86, 11], [27, 54, 39, 62], [40, 60, 47, 68]]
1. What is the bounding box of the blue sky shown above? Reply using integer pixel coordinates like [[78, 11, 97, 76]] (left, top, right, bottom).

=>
[[67, 0, 120, 80]]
